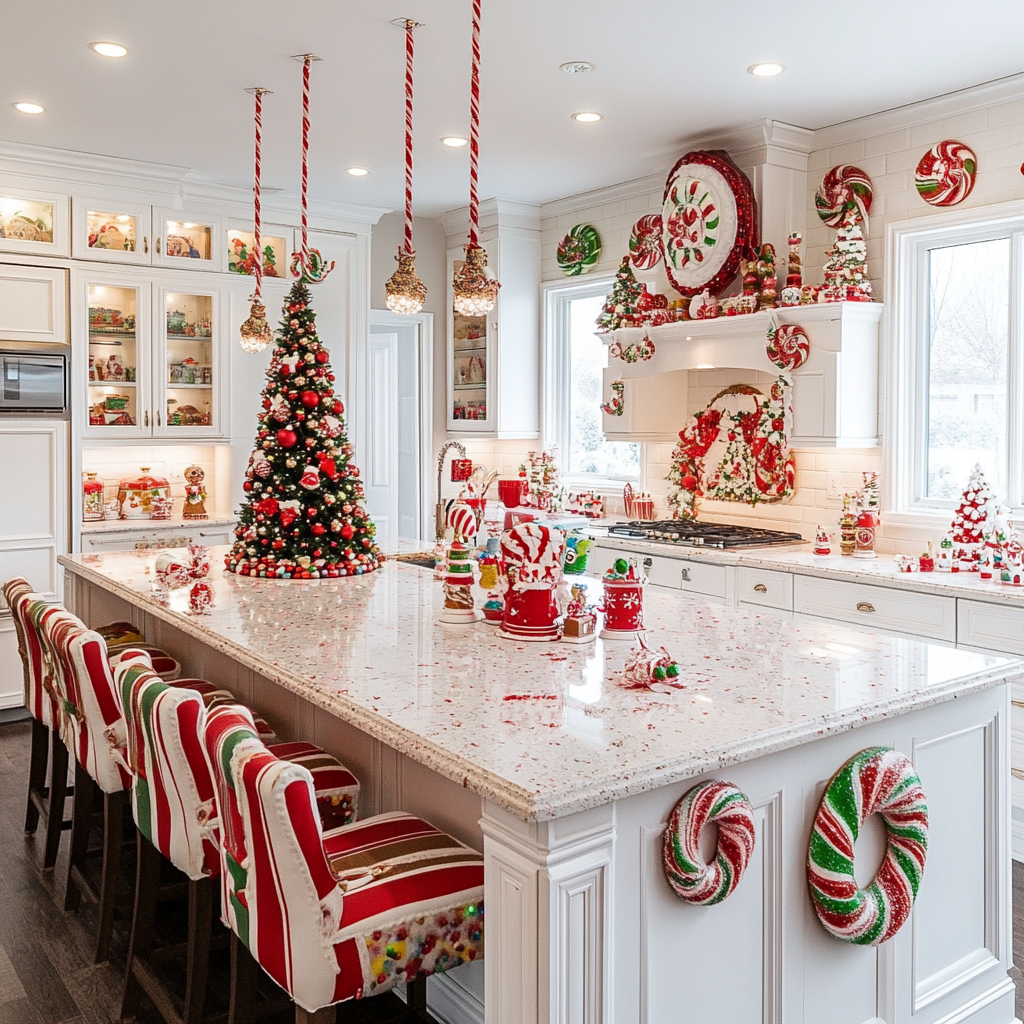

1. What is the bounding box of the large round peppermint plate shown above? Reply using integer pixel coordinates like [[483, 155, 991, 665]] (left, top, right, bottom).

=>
[[660, 150, 758, 297]]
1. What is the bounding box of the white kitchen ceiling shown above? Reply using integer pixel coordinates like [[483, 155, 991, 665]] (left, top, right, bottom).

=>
[[4, 1, 1022, 217]]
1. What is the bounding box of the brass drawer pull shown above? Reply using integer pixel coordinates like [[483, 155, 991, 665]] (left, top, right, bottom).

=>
[[856, 601, 876, 613], [680, 568, 691, 583], [1013, 768, 1024, 780], [1012, 700, 1024, 709], [753, 584, 768, 593]]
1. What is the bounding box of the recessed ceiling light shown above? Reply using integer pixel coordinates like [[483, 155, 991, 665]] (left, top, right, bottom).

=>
[[12, 102, 44, 115], [346, 167, 369, 176], [441, 136, 468, 147], [560, 61, 595, 75], [572, 111, 602, 123], [748, 62, 786, 77], [90, 41, 128, 58]]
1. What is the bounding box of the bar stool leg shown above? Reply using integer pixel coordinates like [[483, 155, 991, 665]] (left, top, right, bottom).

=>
[[182, 876, 215, 1023], [42, 728, 70, 871], [406, 975, 428, 1020], [24, 718, 47, 834], [228, 932, 258, 1024], [120, 834, 162, 1023], [95, 789, 126, 964], [64, 762, 95, 911]]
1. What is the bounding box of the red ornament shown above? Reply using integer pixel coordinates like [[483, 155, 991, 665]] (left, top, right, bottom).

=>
[[341, 523, 355, 540], [318, 456, 337, 479], [243, 481, 252, 492], [315, 351, 329, 364], [332, 400, 344, 414], [311, 523, 326, 535], [277, 428, 298, 448], [301, 390, 320, 408]]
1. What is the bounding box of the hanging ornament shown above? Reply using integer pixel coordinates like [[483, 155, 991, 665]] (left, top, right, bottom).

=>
[[452, 0, 501, 316], [385, 19, 428, 315], [290, 55, 335, 284], [300, 464, 321, 490], [239, 87, 274, 354]]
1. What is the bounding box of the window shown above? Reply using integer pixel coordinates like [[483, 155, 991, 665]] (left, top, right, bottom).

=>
[[542, 278, 640, 485], [891, 207, 1024, 514]]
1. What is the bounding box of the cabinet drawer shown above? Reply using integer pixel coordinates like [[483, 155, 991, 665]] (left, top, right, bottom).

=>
[[82, 526, 230, 553], [1012, 685, 1024, 779], [957, 599, 1024, 656], [793, 575, 956, 641], [737, 567, 793, 610], [589, 545, 727, 600]]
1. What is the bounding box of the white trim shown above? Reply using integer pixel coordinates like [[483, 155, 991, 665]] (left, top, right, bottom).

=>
[[369, 308, 435, 541], [884, 200, 1024, 517]]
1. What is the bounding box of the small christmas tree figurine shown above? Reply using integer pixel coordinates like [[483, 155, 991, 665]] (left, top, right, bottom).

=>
[[226, 281, 383, 579], [821, 223, 872, 301], [596, 258, 644, 332], [949, 464, 993, 572]]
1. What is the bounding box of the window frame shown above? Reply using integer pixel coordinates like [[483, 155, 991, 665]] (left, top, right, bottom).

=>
[[886, 200, 1024, 520], [540, 275, 641, 488]]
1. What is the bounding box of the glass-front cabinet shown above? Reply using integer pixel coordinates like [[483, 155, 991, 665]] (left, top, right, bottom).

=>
[[73, 269, 226, 440], [72, 199, 151, 264], [0, 188, 68, 256], [154, 210, 222, 270], [450, 309, 490, 426]]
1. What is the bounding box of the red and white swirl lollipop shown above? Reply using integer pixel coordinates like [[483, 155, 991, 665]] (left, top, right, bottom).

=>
[[447, 502, 478, 542], [815, 165, 873, 229], [915, 140, 977, 207], [766, 323, 810, 371], [500, 522, 565, 583], [628, 214, 663, 270]]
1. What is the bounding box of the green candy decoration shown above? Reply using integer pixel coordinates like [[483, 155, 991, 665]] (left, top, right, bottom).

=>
[[557, 224, 602, 277], [665, 664, 680, 677], [613, 558, 629, 575], [652, 665, 667, 681]]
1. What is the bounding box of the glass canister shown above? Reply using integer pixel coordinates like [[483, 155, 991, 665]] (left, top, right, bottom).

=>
[[117, 466, 171, 519], [82, 472, 103, 522]]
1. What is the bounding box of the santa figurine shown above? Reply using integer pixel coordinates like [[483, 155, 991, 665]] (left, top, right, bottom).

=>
[[813, 526, 831, 555]]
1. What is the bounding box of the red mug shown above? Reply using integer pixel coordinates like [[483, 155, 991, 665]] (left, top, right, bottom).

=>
[[498, 479, 525, 508]]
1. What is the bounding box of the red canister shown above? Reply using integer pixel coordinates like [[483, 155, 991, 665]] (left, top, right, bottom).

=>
[[500, 585, 560, 642], [601, 579, 645, 638]]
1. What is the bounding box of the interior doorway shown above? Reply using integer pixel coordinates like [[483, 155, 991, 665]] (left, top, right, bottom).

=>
[[366, 310, 433, 546]]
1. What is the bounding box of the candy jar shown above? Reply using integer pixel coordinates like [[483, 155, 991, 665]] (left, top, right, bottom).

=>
[[82, 471, 103, 522], [813, 526, 831, 555], [854, 506, 878, 558], [600, 558, 646, 640]]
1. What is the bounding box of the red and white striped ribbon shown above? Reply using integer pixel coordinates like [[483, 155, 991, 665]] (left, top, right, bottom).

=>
[[253, 87, 264, 298], [403, 21, 415, 255], [467, 0, 482, 248], [300, 55, 312, 271]]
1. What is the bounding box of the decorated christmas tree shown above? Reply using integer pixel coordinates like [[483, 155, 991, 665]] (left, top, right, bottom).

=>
[[949, 464, 993, 572], [226, 281, 383, 579], [596, 258, 644, 332], [822, 223, 872, 301]]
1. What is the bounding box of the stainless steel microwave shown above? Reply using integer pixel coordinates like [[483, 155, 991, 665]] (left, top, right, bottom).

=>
[[0, 352, 66, 412]]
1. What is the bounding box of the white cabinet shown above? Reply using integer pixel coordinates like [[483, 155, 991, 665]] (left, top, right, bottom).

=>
[[589, 543, 728, 602], [72, 198, 152, 264], [601, 302, 882, 448], [0, 188, 68, 257], [0, 264, 67, 344], [153, 209, 223, 272], [73, 268, 230, 441], [957, 599, 1024, 656], [736, 566, 793, 611], [81, 522, 232, 553]]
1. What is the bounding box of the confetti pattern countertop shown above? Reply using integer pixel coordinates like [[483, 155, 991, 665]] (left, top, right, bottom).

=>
[[60, 548, 1023, 822]]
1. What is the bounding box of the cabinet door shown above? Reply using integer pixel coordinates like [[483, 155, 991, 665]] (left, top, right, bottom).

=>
[[446, 248, 494, 433], [226, 223, 293, 279], [75, 271, 151, 439], [153, 210, 223, 271], [72, 199, 152, 264], [0, 264, 67, 344], [153, 281, 225, 437], [0, 189, 69, 257]]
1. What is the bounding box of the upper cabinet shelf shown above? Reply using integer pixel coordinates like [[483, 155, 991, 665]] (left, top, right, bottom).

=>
[[600, 301, 882, 449]]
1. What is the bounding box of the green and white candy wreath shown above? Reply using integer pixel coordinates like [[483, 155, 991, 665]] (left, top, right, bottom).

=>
[[807, 746, 928, 945], [556, 223, 602, 276], [662, 780, 756, 905]]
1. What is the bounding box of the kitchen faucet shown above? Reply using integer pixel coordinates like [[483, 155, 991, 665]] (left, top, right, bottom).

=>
[[435, 440, 467, 541]]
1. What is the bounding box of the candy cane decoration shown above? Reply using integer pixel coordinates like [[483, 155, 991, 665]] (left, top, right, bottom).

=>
[[290, 54, 334, 284], [403, 20, 417, 255], [239, 87, 274, 354], [467, 0, 482, 248]]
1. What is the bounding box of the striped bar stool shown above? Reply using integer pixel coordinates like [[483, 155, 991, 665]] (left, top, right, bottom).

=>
[[203, 706, 484, 1024], [112, 650, 362, 1024]]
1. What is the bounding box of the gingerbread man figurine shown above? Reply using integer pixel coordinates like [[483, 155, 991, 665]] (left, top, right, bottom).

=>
[[182, 464, 209, 520]]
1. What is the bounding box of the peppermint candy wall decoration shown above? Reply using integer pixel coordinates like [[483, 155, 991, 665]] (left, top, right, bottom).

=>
[[660, 150, 758, 297], [663, 780, 757, 905], [556, 223, 601, 276], [815, 165, 873, 229], [628, 214, 663, 270], [807, 747, 928, 946], [915, 140, 978, 206], [766, 323, 810, 371]]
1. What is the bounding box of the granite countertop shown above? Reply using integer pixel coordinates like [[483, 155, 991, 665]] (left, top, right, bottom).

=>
[[587, 529, 1024, 606], [59, 547, 1023, 822]]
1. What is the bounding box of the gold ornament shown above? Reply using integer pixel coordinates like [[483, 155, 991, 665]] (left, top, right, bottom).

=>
[[385, 250, 427, 315], [452, 244, 500, 316], [239, 297, 273, 353]]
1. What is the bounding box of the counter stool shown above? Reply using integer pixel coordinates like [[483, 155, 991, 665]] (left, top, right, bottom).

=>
[[203, 705, 484, 1024], [112, 651, 362, 1024]]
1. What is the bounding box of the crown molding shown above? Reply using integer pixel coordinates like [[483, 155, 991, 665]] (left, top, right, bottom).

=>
[[813, 72, 1024, 150], [441, 198, 541, 242]]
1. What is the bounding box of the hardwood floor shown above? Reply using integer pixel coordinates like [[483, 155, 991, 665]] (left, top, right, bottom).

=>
[[0, 720, 413, 1024], [0, 717, 1020, 1022]]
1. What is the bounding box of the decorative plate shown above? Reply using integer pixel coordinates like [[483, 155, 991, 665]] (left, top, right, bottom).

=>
[[557, 223, 602, 276], [660, 150, 757, 297], [628, 214, 663, 270], [915, 140, 977, 206], [815, 165, 873, 228], [766, 323, 809, 370]]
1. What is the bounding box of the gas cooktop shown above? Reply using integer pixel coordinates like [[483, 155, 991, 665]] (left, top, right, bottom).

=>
[[605, 520, 805, 549]]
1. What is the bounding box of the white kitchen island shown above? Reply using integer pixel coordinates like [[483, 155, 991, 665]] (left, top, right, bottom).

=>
[[60, 548, 1023, 1024]]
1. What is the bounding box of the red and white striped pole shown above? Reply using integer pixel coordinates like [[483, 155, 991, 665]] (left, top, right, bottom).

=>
[[300, 55, 312, 272], [467, 0, 482, 248], [403, 20, 417, 255]]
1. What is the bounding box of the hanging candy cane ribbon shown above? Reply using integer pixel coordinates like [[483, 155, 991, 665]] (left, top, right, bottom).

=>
[[291, 54, 334, 284], [403, 20, 417, 255], [251, 87, 266, 298], [467, 0, 482, 248]]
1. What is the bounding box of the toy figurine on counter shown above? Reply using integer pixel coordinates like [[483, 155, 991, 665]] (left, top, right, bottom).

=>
[[839, 494, 858, 556], [560, 584, 597, 645], [935, 534, 954, 571], [182, 464, 209, 520], [813, 526, 831, 555], [855, 472, 880, 559], [440, 504, 482, 624], [600, 557, 647, 640], [563, 535, 591, 575], [919, 542, 935, 572], [619, 636, 686, 692]]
